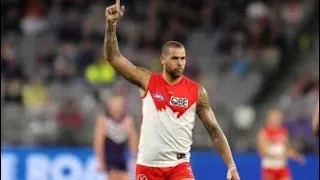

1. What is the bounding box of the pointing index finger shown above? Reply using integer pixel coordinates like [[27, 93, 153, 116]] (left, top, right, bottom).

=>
[[116, 0, 120, 7]]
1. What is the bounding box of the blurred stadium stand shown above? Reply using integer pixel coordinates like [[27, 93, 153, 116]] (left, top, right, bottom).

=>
[[1, 0, 319, 154]]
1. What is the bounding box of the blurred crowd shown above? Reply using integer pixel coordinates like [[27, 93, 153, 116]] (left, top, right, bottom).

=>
[[1, 0, 318, 153], [279, 72, 318, 153]]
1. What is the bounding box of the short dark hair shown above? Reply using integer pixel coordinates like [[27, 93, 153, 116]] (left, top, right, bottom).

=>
[[161, 41, 184, 55]]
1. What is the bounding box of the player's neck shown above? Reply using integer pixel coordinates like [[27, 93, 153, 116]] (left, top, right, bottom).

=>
[[267, 125, 281, 129], [162, 72, 183, 85]]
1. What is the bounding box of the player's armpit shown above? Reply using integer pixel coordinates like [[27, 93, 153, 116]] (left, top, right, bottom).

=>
[[104, 21, 151, 90], [196, 86, 236, 167]]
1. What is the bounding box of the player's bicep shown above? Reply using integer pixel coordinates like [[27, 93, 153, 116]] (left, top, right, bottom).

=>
[[108, 55, 151, 89], [196, 86, 220, 134]]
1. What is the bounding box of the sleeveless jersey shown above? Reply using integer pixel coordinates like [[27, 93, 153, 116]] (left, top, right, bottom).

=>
[[104, 115, 128, 161], [261, 127, 288, 169], [137, 73, 199, 167]]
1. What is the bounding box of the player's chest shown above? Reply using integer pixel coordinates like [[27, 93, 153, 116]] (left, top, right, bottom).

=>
[[268, 133, 285, 144], [151, 85, 195, 108]]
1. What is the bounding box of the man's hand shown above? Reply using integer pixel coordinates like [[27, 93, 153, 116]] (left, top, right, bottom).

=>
[[96, 161, 106, 173], [227, 166, 240, 180], [105, 0, 125, 24], [292, 154, 306, 165]]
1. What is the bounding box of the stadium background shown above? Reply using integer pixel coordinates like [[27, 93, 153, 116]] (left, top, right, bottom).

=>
[[1, 0, 319, 179]]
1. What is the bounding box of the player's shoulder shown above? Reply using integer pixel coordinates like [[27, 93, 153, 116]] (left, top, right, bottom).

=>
[[279, 127, 288, 135], [149, 72, 162, 81], [151, 72, 161, 77], [122, 115, 134, 126], [182, 76, 200, 89], [183, 76, 199, 84], [261, 127, 273, 135], [260, 127, 268, 134]]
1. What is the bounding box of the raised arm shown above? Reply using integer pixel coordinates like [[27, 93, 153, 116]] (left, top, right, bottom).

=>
[[196, 86, 240, 180], [104, 0, 151, 90]]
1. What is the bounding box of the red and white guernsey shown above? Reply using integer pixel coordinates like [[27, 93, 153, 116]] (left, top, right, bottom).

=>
[[262, 127, 288, 169], [137, 73, 199, 167]]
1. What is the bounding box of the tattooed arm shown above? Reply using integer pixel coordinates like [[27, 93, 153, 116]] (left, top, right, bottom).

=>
[[196, 86, 240, 179], [104, 2, 151, 91]]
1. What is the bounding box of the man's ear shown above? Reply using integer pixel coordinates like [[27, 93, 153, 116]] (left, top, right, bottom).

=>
[[160, 55, 165, 65]]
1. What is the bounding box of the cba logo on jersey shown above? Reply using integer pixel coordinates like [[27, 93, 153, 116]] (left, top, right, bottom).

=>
[[170, 96, 188, 108]]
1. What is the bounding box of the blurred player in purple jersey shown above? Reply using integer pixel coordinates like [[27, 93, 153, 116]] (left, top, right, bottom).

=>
[[94, 95, 138, 180]]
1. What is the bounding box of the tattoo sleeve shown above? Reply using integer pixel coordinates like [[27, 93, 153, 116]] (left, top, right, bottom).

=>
[[104, 23, 120, 61], [196, 86, 235, 167], [103, 22, 151, 89]]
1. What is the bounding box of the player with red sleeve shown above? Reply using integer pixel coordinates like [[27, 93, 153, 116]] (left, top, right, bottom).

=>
[[103, 0, 240, 179]]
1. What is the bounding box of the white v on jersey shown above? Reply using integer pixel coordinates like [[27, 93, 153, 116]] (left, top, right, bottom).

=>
[[261, 127, 288, 169], [137, 73, 199, 167]]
